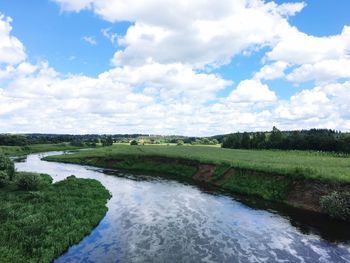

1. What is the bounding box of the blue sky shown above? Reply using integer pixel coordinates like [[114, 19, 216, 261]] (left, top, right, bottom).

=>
[[0, 0, 350, 135], [0, 0, 130, 76]]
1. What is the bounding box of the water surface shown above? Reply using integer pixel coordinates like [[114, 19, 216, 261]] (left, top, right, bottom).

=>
[[15, 152, 350, 263]]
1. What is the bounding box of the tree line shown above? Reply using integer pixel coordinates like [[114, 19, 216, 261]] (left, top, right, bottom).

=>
[[222, 127, 350, 153], [0, 133, 219, 146]]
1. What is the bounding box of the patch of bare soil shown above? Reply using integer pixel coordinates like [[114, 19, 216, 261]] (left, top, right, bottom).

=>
[[286, 181, 350, 212], [193, 164, 216, 182]]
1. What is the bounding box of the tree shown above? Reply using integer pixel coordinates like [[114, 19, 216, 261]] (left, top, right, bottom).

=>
[[177, 140, 184, 146], [241, 132, 251, 149], [101, 136, 113, 147], [0, 134, 28, 146], [212, 139, 219, 145], [268, 126, 283, 148], [130, 140, 138, 146]]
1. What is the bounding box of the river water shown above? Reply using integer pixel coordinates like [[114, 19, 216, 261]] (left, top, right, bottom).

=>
[[15, 151, 350, 263]]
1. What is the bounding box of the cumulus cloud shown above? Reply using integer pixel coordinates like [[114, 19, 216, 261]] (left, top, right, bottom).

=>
[[267, 26, 350, 65], [0, 61, 233, 134], [0, 14, 26, 64], [264, 25, 350, 83], [254, 61, 288, 80], [286, 59, 350, 83], [54, 0, 305, 68], [228, 79, 277, 103], [273, 81, 350, 130]]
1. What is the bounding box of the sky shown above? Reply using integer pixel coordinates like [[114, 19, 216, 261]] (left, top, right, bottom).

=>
[[0, 0, 350, 136]]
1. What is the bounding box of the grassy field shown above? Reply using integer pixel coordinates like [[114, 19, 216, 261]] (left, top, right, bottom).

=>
[[44, 144, 350, 183], [0, 143, 89, 157], [0, 173, 111, 263]]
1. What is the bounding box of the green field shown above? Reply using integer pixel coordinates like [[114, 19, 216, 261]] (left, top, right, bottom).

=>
[[0, 173, 111, 263], [0, 143, 89, 157], [45, 144, 350, 183]]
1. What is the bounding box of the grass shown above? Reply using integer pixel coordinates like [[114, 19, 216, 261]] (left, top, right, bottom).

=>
[[44, 144, 350, 183], [0, 173, 111, 263], [108, 158, 197, 178], [218, 170, 292, 201], [46, 155, 198, 179], [0, 143, 88, 157]]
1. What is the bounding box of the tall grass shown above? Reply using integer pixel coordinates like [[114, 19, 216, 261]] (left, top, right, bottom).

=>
[[0, 173, 111, 263]]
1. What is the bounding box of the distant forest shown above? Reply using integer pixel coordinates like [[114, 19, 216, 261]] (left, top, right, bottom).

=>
[[0, 133, 213, 146], [222, 127, 350, 153], [1, 127, 349, 153]]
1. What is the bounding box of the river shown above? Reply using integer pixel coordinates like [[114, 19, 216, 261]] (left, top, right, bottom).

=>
[[15, 151, 350, 263]]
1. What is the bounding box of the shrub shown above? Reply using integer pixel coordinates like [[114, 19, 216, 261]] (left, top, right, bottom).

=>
[[16, 172, 52, 191], [0, 171, 8, 187], [130, 140, 138, 146], [320, 191, 350, 221], [0, 154, 15, 183], [177, 140, 184, 146]]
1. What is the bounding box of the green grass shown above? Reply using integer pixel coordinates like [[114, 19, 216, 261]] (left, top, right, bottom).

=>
[[44, 144, 350, 183], [211, 164, 231, 182], [0, 173, 111, 263], [109, 158, 197, 178], [0, 143, 88, 157], [218, 170, 292, 201], [47, 155, 197, 179]]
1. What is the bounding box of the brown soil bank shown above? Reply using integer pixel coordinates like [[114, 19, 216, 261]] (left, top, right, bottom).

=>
[[44, 155, 350, 220]]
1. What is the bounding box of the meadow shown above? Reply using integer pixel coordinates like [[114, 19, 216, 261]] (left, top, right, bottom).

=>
[[0, 173, 111, 263], [45, 144, 350, 183]]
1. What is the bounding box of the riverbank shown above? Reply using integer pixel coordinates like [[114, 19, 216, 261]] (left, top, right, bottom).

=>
[[43, 145, 350, 219], [0, 172, 111, 263], [0, 143, 90, 157]]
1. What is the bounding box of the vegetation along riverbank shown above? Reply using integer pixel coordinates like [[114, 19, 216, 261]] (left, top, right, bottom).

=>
[[0, 154, 111, 263], [44, 144, 350, 221], [0, 143, 91, 157]]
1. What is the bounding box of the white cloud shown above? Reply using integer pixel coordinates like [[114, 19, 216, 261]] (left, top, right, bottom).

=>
[[276, 2, 306, 16], [2, 60, 350, 134], [54, 0, 305, 68], [254, 61, 288, 80], [267, 26, 350, 65], [273, 81, 350, 130], [286, 59, 350, 83], [228, 79, 277, 103], [0, 14, 26, 64], [101, 28, 118, 44], [82, 36, 97, 45], [0, 61, 232, 134], [258, 25, 350, 83], [54, 0, 93, 12]]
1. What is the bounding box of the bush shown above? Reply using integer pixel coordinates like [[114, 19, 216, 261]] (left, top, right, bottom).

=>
[[0, 154, 15, 183], [177, 140, 184, 146], [130, 140, 138, 146], [320, 191, 350, 221], [0, 171, 8, 187], [16, 172, 52, 191]]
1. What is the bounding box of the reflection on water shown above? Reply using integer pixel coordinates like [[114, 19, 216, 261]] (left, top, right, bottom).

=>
[[16, 152, 350, 263]]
